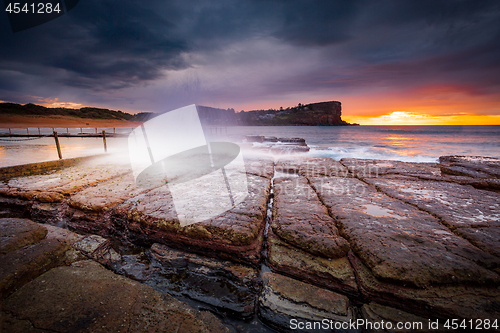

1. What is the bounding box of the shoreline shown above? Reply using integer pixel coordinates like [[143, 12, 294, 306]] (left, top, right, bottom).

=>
[[0, 115, 143, 129]]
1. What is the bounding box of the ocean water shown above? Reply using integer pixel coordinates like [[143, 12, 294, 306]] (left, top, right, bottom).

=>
[[226, 125, 500, 163], [0, 125, 499, 167]]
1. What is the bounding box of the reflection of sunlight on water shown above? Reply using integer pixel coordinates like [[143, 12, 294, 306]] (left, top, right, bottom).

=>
[[0, 137, 130, 168]]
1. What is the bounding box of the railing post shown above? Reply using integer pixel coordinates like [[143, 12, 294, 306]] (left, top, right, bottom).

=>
[[102, 130, 107, 153], [95, 128, 97, 134], [80, 128, 83, 134], [27, 128, 29, 135], [67, 128, 69, 135], [53, 131, 62, 160], [9, 128, 11, 135], [38, 127, 41, 135], [113, 127, 115, 134]]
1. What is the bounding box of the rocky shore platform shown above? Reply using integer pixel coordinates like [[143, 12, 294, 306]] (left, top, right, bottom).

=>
[[1, 143, 500, 332]]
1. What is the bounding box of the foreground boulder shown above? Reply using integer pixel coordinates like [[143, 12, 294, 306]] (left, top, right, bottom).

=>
[[1, 260, 230, 333], [0, 218, 47, 254], [0, 218, 72, 299]]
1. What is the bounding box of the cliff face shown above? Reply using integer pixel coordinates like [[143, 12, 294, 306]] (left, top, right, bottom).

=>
[[236, 101, 355, 126]]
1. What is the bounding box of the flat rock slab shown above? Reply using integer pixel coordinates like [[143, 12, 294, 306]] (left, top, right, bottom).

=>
[[308, 176, 500, 287], [349, 252, 500, 320], [0, 162, 130, 202], [454, 227, 500, 258], [340, 158, 441, 179], [149, 243, 259, 318], [0, 218, 47, 254], [243, 156, 275, 179], [0, 237, 70, 299], [272, 175, 349, 258], [114, 173, 271, 265], [259, 271, 355, 332], [267, 229, 358, 297], [276, 157, 349, 177], [439, 155, 500, 178], [1, 260, 230, 333], [366, 178, 500, 229], [68, 173, 145, 212]]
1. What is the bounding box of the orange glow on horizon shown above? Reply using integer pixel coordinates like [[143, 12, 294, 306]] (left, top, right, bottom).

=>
[[343, 111, 500, 125], [338, 84, 500, 125]]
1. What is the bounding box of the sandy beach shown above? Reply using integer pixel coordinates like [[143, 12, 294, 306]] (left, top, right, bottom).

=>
[[0, 115, 143, 129]]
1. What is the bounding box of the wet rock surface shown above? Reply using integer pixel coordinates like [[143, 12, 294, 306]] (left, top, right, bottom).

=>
[[360, 303, 443, 332], [2, 152, 500, 330], [340, 158, 441, 179], [365, 178, 500, 229], [349, 252, 500, 320], [68, 173, 145, 213], [276, 157, 349, 178], [148, 243, 259, 318], [309, 176, 500, 287], [272, 174, 350, 258], [267, 229, 358, 297], [113, 173, 271, 265], [259, 271, 356, 332], [0, 160, 131, 202]]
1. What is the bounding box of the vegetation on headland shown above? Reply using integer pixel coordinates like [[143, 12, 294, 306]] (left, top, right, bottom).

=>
[[0, 101, 359, 126], [0, 102, 150, 122], [199, 101, 359, 126]]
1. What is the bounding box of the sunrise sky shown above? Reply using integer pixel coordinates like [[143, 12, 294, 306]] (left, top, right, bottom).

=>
[[1, 1, 499, 125]]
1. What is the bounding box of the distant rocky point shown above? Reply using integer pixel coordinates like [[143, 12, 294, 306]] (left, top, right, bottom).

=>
[[1, 101, 358, 126], [198, 101, 358, 126]]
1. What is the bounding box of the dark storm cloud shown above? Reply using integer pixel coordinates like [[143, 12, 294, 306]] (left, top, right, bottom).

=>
[[269, 0, 359, 46], [1, 0, 362, 93], [0, 0, 189, 90], [0, 0, 499, 108]]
